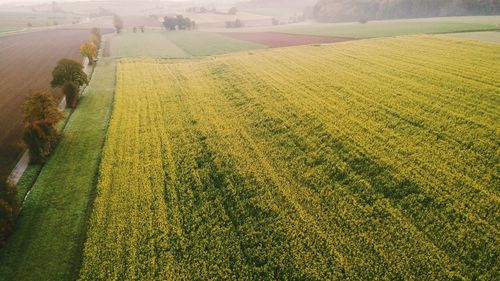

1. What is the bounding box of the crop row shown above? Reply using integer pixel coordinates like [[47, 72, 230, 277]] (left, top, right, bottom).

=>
[[79, 36, 499, 280]]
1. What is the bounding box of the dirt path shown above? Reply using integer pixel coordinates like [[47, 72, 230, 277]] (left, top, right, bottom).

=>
[[6, 152, 28, 185]]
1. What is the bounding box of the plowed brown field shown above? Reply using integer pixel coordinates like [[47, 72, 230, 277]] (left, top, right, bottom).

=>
[[0, 28, 98, 177]]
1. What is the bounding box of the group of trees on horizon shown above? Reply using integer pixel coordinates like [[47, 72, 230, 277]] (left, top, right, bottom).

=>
[[163, 15, 197, 31], [186, 6, 238, 15], [312, 0, 500, 22], [113, 14, 124, 33], [225, 18, 244, 28]]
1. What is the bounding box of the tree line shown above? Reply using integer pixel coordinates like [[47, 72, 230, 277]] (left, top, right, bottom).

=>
[[313, 0, 500, 22], [0, 28, 102, 247], [163, 15, 197, 30]]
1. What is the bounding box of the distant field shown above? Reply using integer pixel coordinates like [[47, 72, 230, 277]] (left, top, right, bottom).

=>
[[0, 60, 116, 281], [444, 31, 500, 43], [109, 30, 265, 57], [122, 15, 162, 28], [248, 16, 500, 38], [166, 31, 266, 56], [241, 7, 307, 17], [0, 11, 82, 28], [110, 31, 188, 58], [221, 31, 351, 47], [0, 28, 97, 178], [79, 37, 499, 280], [185, 11, 269, 24], [0, 27, 19, 33]]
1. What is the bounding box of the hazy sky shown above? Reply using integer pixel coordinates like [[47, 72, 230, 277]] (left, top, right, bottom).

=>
[[0, 0, 221, 3], [0, 0, 199, 4]]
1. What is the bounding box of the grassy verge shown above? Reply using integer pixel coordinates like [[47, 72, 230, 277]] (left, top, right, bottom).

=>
[[0, 59, 116, 281]]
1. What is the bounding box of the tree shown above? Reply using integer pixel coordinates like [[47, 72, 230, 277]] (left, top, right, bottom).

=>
[[80, 42, 97, 66], [225, 19, 244, 28], [0, 177, 19, 248], [228, 7, 238, 15], [51, 1, 57, 13], [176, 15, 188, 30], [113, 14, 123, 33], [133, 26, 137, 33], [90, 28, 101, 45], [51, 59, 88, 108], [163, 16, 176, 30], [163, 15, 195, 31], [90, 33, 100, 47], [63, 81, 79, 108], [22, 92, 63, 164], [51, 58, 88, 88]]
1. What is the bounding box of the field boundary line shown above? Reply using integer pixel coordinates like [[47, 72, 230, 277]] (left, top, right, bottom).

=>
[[71, 58, 116, 281], [71, 34, 116, 280]]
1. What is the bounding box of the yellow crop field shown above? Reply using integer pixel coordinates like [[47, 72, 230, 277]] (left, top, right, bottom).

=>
[[78, 36, 499, 280]]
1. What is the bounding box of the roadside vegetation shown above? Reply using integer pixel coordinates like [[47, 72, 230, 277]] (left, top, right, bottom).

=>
[[22, 92, 63, 164], [51, 59, 89, 108], [0, 28, 96, 178], [0, 59, 116, 281]]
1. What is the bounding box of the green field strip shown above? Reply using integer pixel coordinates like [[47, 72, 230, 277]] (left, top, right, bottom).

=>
[[108, 31, 266, 58], [110, 31, 188, 58], [165, 31, 267, 56], [444, 31, 500, 43]]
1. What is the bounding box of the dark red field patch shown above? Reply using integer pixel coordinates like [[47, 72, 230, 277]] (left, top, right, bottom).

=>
[[220, 32, 352, 48]]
